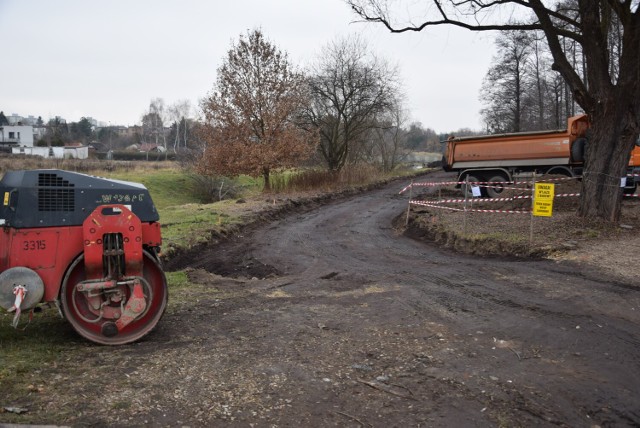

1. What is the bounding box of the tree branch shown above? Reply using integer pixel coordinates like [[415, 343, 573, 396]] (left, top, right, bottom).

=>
[[348, 1, 584, 42]]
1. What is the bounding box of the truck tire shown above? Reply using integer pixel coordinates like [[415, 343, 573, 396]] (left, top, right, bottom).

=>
[[486, 175, 507, 198], [623, 182, 637, 195], [461, 174, 484, 198], [571, 137, 588, 162], [441, 155, 451, 172], [544, 166, 573, 178]]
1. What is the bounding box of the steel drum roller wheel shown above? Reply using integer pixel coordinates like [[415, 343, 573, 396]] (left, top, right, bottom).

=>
[[60, 250, 168, 345]]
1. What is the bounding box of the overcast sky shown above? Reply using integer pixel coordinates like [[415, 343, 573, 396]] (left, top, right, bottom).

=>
[[0, 0, 495, 132]]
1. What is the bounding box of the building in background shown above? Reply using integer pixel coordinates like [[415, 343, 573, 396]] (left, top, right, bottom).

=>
[[0, 125, 35, 147], [11, 146, 89, 159]]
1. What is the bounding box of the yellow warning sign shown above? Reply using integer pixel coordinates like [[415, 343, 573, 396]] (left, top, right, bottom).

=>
[[533, 183, 555, 217], [535, 183, 555, 200]]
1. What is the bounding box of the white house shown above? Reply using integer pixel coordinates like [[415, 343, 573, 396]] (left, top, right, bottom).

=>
[[0, 125, 35, 147], [11, 146, 89, 159]]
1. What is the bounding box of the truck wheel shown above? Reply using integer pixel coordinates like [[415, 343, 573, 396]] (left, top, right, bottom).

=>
[[571, 137, 588, 162], [441, 155, 451, 172], [486, 175, 507, 198], [461, 175, 483, 198], [623, 182, 637, 195]]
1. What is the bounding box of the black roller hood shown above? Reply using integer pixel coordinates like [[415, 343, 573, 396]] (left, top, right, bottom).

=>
[[0, 169, 159, 229]]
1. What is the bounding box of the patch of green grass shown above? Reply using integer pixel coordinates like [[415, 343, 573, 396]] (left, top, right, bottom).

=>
[[98, 167, 261, 252], [160, 202, 239, 250], [112, 401, 132, 410], [0, 308, 78, 401], [165, 270, 190, 289], [102, 168, 199, 210], [583, 229, 600, 238]]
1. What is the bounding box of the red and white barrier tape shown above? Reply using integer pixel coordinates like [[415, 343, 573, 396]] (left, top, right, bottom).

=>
[[412, 191, 637, 211], [416, 193, 582, 205], [467, 208, 531, 214], [401, 172, 638, 200], [400, 175, 583, 194], [410, 199, 530, 214]]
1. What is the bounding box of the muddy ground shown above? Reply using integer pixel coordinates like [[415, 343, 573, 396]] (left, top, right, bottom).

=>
[[2, 171, 640, 427]]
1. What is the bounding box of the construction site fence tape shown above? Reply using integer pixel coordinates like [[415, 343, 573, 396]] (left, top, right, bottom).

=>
[[409, 199, 531, 214], [418, 193, 582, 205], [410, 191, 638, 214], [401, 176, 640, 196], [399, 175, 582, 194]]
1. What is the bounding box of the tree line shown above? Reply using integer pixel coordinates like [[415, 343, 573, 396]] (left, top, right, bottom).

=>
[[196, 30, 451, 190], [480, 30, 584, 134], [9, 28, 473, 181], [2, 103, 199, 152]]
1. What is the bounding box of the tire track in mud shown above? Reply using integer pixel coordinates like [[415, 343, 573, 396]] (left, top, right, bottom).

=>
[[167, 176, 640, 426]]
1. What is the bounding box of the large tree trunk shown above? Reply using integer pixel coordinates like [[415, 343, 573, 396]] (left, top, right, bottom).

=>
[[573, 1, 640, 222], [578, 107, 637, 222]]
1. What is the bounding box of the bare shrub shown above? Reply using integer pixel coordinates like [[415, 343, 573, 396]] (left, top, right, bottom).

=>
[[187, 173, 241, 203], [270, 164, 383, 193]]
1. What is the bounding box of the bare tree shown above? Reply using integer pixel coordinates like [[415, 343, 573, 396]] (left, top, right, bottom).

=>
[[199, 29, 315, 190], [481, 30, 574, 132], [529, 37, 549, 130], [405, 122, 441, 152], [141, 98, 166, 149], [348, 0, 640, 222], [480, 30, 534, 133], [301, 35, 400, 171], [168, 100, 192, 152], [368, 98, 409, 172]]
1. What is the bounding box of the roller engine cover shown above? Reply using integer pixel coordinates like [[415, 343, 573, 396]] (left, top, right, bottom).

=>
[[0, 169, 159, 229]]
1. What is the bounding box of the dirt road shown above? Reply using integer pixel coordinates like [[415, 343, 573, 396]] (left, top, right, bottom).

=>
[[7, 177, 640, 427]]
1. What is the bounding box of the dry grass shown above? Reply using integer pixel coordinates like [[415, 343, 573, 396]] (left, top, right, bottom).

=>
[[0, 154, 175, 176], [270, 165, 408, 193]]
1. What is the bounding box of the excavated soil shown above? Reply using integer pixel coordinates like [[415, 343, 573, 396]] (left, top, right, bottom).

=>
[[404, 172, 640, 284], [1, 170, 639, 427]]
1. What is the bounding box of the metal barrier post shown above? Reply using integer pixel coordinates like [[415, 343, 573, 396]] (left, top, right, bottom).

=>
[[463, 176, 468, 235], [530, 173, 536, 249], [405, 180, 413, 227]]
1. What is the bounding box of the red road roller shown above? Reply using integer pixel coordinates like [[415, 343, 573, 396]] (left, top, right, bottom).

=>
[[0, 169, 168, 345]]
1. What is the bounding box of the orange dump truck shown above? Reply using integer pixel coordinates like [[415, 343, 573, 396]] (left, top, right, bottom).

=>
[[442, 114, 640, 197]]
